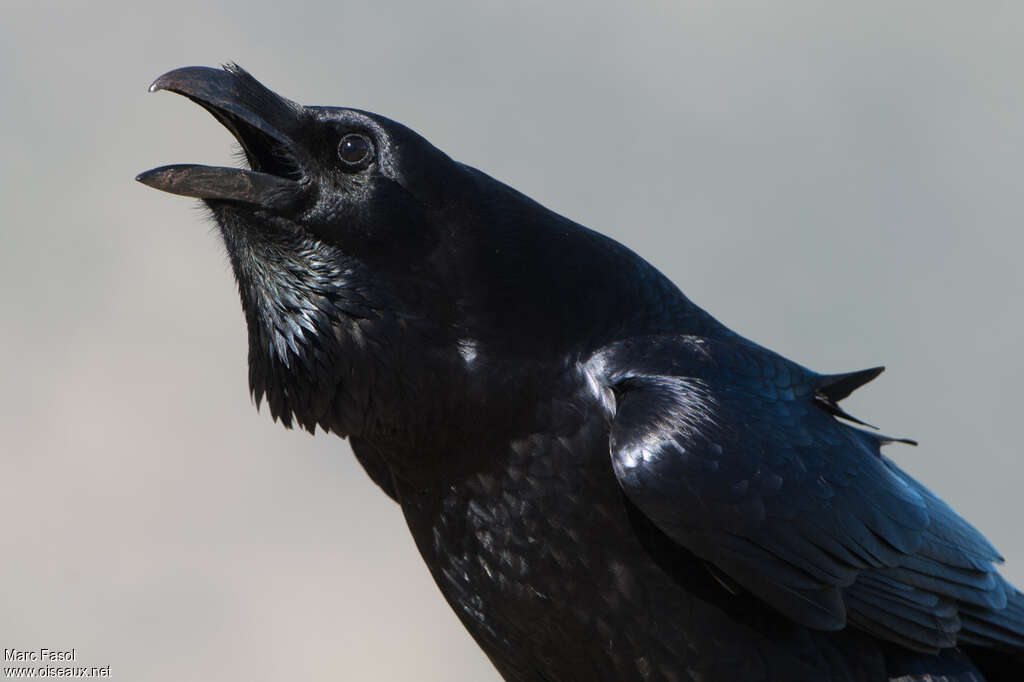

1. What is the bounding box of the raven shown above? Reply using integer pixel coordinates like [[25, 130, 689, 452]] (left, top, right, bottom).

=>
[[138, 65, 1024, 681]]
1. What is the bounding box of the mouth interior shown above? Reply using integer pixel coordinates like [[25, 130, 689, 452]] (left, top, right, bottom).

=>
[[191, 98, 303, 182]]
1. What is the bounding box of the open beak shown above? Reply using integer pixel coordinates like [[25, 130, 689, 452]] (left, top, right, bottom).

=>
[[136, 65, 306, 210]]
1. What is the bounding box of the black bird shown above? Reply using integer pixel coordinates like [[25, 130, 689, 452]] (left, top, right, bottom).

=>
[[138, 65, 1024, 681]]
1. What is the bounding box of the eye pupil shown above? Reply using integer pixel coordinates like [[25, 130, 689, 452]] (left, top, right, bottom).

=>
[[338, 134, 372, 166]]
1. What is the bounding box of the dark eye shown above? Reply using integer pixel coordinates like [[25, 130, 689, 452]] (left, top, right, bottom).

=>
[[338, 133, 373, 168]]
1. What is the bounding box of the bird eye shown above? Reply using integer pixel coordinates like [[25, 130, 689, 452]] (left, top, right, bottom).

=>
[[338, 133, 373, 168]]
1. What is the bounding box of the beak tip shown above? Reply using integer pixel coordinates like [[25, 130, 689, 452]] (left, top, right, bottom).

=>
[[135, 168, 164, 188], [147, 66, 215, 94], [148, 72, 173, 93]]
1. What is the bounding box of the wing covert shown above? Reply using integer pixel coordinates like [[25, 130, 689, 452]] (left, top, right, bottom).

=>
[[596, 335, 931, 630]]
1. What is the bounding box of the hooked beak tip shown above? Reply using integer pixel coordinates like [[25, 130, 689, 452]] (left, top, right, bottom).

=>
[[147, 70, 179, 93]]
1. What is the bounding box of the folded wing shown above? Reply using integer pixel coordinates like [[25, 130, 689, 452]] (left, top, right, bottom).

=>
[[595, 334, 1024, 652]]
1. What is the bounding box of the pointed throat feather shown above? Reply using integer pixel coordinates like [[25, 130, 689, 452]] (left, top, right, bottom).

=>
[[213, 209, 385, 435]]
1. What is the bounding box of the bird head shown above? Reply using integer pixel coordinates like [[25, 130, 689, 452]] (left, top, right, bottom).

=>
[[138, 65, 473, 438], [138, 64, 687, 448]]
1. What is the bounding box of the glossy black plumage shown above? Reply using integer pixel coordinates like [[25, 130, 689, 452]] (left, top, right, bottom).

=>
[[138, 65, 1024, 681]]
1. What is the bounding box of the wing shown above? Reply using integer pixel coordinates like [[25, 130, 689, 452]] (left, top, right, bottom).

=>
[[593, 334, 1024, 652]]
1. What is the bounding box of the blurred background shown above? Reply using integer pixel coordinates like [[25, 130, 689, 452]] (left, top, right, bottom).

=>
[[2, 1, 1022, 679]]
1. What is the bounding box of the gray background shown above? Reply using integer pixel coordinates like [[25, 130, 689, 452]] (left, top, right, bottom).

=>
[[2, 1, 1022, 680]]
